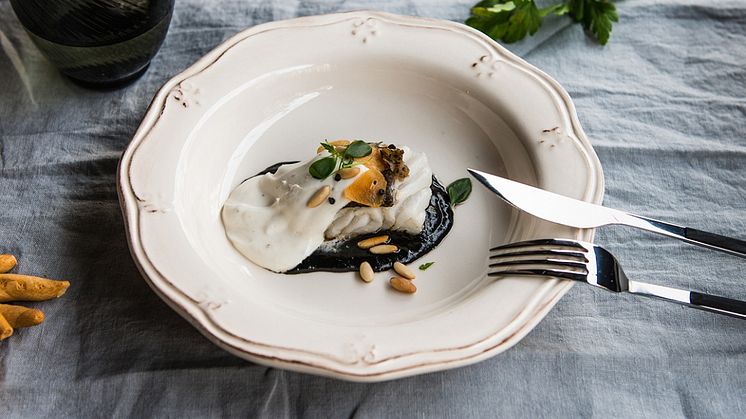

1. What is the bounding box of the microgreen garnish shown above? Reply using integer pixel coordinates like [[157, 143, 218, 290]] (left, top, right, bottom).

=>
[[345, 140, 373, 158], [419, 262, 435, 271], [320, 142, 337, 155], [447, 178, 473, 206], [309, 157, 337, 179], [310, 140, 373, 180]]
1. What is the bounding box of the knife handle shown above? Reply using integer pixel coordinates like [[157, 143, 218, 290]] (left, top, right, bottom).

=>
[[689, 291, 746, 319], [684, 228, 746, 257], [624, 215, 746, 258]]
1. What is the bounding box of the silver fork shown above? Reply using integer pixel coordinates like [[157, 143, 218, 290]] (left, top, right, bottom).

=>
[[489, 239, 746, 320]]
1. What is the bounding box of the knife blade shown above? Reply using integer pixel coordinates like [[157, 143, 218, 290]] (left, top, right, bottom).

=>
[[468, 168, 746, 258]]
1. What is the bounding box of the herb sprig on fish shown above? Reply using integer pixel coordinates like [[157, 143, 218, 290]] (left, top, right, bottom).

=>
[[310, 140, 373, 179]]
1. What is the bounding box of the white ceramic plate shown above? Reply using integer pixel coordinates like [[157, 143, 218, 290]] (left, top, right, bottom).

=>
[[118, 11, 604, 381]]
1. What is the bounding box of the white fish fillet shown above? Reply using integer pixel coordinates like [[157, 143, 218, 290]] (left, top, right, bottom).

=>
[[325, 147, 432, 239]]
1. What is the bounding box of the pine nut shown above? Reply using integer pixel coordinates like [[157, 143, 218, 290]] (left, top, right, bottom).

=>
[[338, 167, 361, 179], [357, 235, 389, 249], [390, 276, 416, 294], [359, 261, 374, 283], [307, 185, 331, 208], [393, 262, 415, 280], [369, 244, 398, 254]]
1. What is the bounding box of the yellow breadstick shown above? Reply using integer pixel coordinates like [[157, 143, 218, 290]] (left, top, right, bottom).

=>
[[0, 304, 44, 328], [0, 313, 12, 340], [0, 255, 17, 273], [0, 274, 70, 302]]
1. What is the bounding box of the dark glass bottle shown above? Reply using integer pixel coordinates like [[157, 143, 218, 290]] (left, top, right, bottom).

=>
[[10, 0, 174, 88]]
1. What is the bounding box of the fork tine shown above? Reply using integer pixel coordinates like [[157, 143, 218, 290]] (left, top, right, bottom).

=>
[[489, 250, 588, 263], [489, 259, 588, 271], [488, 267, 587, 281], [489, 238, 588, 253], [488, 239, 592, 281], [489, 260, 588, 279]]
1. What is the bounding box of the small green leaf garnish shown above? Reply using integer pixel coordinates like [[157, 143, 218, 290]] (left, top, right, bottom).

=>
[[310, 140, 372, 180], [309, 157, 337, 179], [419, 262, 435, 271], [320, 142, 337, 155], [344, 140, 373, 158], [447, 178, 472, 206]]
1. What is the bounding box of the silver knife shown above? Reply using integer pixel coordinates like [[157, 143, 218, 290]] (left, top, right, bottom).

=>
[[468, 168, 746, 258]]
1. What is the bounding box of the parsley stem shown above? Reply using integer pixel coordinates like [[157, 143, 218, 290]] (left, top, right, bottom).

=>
[[539, 3, 569, 17]]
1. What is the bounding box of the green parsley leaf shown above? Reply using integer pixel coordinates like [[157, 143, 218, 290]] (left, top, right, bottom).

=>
[[466, 0, 617, 45], [309, 157, 337, 179], [447, 178, 473, 206], [419, 262, 435, 271], [466, 0, 543, 44], [344, 140, 373, 158], [567, 0, 618, 45], [504, 0, 542, 43], [543, 3, 570, 17]]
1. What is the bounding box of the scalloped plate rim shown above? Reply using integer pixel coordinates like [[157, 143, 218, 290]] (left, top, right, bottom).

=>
[[117, 10, 604, 382]]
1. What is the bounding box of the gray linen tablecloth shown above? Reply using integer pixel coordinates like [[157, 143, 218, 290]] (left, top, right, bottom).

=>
[[1, 0, 746, 417]]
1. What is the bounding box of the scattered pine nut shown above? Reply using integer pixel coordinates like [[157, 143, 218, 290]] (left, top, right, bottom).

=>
[[359, 262, 374, 283], [307, 185, 331, 208], [338, 167, 361, 179], [390, 276, 416, 294], [393, 262, 415, 280], [369, 244, 398, 255], [357, 235, 389, 249]]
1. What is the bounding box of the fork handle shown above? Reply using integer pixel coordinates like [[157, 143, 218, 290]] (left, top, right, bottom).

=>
[[623, 214, 746, 258], [628, 280, 746, 320]]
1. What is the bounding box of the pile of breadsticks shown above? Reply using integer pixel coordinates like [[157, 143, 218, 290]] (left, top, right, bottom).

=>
[[0, 254, 70, 340]]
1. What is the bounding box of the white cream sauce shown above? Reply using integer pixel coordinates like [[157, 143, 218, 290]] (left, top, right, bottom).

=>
[[222, 153, 366, 272]]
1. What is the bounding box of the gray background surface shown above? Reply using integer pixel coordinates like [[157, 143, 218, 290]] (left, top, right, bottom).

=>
[[1, 0, 746, 417]]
